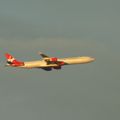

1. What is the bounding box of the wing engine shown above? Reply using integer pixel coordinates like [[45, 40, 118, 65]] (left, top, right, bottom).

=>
[[44, 57, 65, 66], [38, 52, 65, 66], [45, 57, 58, 63]]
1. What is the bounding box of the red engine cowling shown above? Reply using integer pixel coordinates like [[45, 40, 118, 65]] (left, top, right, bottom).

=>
[[59, 62, 65, 66], [50, 57, 58, 62]]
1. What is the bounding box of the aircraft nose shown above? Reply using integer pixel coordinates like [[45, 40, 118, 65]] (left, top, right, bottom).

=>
[[90, 57, 95, 62]]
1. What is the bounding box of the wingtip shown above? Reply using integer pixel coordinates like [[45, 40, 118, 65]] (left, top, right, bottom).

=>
[[38, 51, 42, 55]]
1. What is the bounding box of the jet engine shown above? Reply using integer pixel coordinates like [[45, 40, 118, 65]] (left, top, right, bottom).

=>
[[50, 57, 58, 62], [44, 57, 58, 64], [44, 57, 65, 66]]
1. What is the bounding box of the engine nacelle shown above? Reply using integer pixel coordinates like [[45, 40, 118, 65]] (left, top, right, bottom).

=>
[[59, 62, 65, 66], [50, 57, 58, 62], [44, 57, 58, 64]]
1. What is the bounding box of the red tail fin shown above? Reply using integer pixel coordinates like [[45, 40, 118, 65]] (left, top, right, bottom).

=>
[[5, 53, 24, 66], [5, 53, 15, 62]]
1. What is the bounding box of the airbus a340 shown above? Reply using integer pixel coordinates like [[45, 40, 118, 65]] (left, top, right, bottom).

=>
[[5, 52, 95, 71]]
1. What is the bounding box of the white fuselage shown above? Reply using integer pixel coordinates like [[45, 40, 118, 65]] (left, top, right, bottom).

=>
[[19, 56, 95, 68]]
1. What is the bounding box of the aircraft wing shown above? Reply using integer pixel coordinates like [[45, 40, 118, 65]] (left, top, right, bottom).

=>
[[38, 52, 49, 58], [38, 52, 65, 66]]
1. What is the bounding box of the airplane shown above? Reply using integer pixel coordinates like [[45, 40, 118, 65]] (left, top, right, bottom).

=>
[[4, 52, 95, 71]]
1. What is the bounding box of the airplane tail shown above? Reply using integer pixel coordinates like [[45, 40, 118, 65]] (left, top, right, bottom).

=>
[[5, 53, 24, 66]]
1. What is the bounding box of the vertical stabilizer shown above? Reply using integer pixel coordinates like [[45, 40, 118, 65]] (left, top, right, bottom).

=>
[[5, 53, 24, 66]]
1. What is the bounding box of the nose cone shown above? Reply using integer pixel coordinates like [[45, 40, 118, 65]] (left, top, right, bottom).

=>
[[89, 57, 95, 62], [78, 56, 95, 64]]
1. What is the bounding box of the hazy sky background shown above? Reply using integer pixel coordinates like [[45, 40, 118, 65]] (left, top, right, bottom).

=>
[[0, 0, 120, 120]]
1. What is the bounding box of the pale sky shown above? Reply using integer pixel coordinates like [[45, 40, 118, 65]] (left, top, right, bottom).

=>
[[0, 0, 120, 120]]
